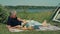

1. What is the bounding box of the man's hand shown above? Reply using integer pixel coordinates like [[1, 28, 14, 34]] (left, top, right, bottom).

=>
[[17, 18, 27, 23]]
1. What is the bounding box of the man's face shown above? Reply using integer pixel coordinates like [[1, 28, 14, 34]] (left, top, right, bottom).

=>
[[11, 13, 16, 18]]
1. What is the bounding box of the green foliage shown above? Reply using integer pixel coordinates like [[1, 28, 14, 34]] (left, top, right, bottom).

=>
[[0, 5, 9, 23]]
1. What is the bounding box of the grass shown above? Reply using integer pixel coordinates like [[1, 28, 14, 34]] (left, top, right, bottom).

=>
[[17, 11, 53, 22], [0, 11, 60, 34]]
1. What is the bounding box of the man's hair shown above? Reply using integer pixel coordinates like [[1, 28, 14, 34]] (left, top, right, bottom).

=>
[[10, 10, 16, 15]]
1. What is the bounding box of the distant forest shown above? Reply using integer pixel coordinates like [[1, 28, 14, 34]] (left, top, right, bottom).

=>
[[5, 5, 57, 9]]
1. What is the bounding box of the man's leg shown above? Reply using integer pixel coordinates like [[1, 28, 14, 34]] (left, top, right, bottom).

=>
[[15, 25, 28, 30], [13, 25, 22, 29]]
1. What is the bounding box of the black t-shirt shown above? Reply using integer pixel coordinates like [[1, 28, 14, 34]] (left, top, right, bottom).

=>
[[7, 16, 22, 27]]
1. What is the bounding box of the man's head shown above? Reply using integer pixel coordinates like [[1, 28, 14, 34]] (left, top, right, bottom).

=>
[[10, 10, 17, 18]]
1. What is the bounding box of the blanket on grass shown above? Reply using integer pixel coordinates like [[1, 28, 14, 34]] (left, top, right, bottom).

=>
[[8, 20, 60, 32]]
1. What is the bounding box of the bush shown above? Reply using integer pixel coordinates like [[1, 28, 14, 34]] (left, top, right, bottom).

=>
[[0, 5, 9, 23]]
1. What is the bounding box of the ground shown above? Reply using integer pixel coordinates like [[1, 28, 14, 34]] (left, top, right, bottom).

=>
[[0, 11, 60, 34]]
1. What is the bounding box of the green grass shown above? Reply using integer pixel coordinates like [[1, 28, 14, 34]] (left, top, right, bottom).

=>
[[0, 11, 60, 34], [17, 11, 53, 22]]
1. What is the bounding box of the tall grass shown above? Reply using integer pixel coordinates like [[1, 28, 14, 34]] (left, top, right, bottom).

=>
[[17, 11, 53, 23]]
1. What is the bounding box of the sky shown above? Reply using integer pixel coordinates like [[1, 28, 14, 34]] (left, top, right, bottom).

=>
[[0, 0, 60, 6]]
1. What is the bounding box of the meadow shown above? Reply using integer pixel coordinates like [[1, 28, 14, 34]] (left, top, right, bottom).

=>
[[0, 11, 60, 34]]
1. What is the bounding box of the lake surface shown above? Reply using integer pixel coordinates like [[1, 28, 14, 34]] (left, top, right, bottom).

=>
[[10, 8, 55, 12]]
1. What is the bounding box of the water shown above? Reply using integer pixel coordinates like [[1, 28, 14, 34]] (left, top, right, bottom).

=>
[[9, 8, 55, 12], [16, 8, 54, 12]]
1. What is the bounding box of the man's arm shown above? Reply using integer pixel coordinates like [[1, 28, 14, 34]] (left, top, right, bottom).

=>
[[17, 18, 27, 27], [17, 18, 26, 23]]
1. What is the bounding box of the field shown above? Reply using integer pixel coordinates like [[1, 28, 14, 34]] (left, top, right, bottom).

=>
[[0, 11, 60, 34]]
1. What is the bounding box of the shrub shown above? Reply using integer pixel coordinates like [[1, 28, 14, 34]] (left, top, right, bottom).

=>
[[0, 5, 9, 23]]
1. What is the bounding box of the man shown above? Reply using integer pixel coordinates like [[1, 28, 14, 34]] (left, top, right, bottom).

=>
[[7, 10, 48, 31], [7, 10, 27, 30]]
